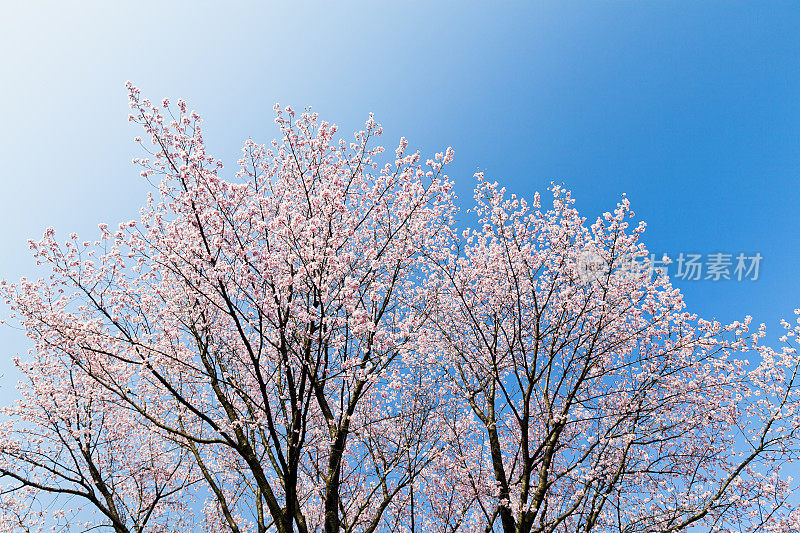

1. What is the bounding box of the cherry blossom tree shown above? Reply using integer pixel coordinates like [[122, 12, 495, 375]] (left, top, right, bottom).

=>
[[2, 87, 800, 533], [417, 178, 800, 533], [0, 320, 196, 533], [1, 85, 455, 533]]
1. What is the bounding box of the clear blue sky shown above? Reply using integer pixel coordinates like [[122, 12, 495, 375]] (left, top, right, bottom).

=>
[[1, 1, 799, 391]]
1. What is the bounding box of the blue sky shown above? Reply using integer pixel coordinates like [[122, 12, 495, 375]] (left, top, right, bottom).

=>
[[1, 1, 799, 390]]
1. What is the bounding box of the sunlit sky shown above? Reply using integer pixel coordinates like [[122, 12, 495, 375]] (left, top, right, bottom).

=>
[[1, 1, 799, 396]]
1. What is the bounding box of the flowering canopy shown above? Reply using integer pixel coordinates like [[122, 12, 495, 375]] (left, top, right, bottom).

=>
[[2, 87, 800, 533]]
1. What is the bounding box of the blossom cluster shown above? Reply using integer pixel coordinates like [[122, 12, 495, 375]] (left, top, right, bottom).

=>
[[0, 86, 798, 533]]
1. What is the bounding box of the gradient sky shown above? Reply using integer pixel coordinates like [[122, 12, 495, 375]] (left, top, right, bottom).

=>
[[1, 1, 799, 396]]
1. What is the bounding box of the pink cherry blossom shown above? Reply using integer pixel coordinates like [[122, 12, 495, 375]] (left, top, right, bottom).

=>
[[2, 87, 800, 533]]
